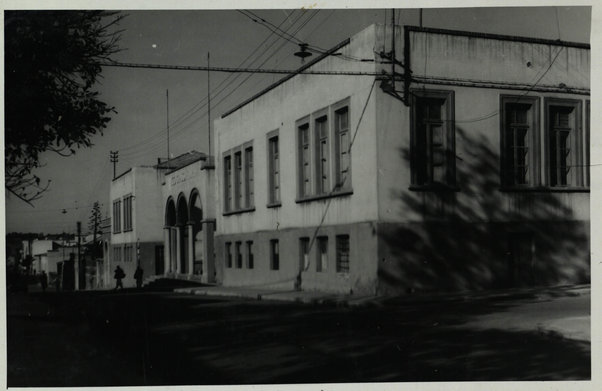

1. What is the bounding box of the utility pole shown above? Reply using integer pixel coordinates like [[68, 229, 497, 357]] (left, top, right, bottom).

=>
[[110, 151, 118, 179], [207, 52, 211, 157], [166, 89, 170, 160]]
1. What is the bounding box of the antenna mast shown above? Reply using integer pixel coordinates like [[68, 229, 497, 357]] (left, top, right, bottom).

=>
[[207, 52, 211, 157], [166, 89, 170, 160]]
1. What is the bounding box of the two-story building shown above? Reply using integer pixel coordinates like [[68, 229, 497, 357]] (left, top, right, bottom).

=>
[[214, 24, 590, 295], [109, 166, 165, 287]]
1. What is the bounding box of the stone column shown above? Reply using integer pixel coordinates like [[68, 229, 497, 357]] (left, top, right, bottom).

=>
[[175, 226, 182, 275], [163, 227, 171, 274], [187, 223, 195, 276]]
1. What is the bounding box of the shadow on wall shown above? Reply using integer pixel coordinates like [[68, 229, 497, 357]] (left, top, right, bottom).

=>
[[378, 126, 590, 294]]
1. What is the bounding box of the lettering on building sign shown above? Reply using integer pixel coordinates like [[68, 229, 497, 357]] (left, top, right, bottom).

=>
[[170, 173, 188, 186]]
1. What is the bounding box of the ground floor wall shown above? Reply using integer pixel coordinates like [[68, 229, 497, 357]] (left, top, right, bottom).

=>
[[108, 241, 163, 288], [376, 220, 590, 295], [215, 222, 379, 295]]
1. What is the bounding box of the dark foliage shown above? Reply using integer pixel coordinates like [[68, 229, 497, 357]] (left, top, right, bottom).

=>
[[5, 11, 124, 204]]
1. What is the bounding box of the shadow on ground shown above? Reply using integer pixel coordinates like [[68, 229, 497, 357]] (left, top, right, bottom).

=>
[[7, 287, 590, 386]]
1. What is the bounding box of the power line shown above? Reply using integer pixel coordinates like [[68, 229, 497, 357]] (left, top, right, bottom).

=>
[[99, 60, 382, 76]]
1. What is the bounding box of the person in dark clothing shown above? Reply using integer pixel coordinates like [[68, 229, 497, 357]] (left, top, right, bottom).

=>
[[114, 266, 125, 290], [134, 266, 144, 289], [39, 271, 48, 292]]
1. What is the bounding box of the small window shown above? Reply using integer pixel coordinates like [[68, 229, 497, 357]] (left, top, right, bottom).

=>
[[268, 133, 280, 205], [234, 151, 243, 209], [315, 115, 330, 194], [545, 99, 583, 187], [246, 241, 254, 269], [113, 245, 122, 263], [299, 237, 310, 271], [298, 123, 311, 198], [123, 195, 133, 232], [235, 241, 242, 268], [411, 90, 455, 188], [112, 199, 122, 233], [225, 242, 232, 268], [500, 96, 540, 187], [270, 239, 280, 270], [316, 236, 328, 272], [334, 106, 351, 190], [244, 146, 254, 207], [336, 235, 350, 273], [223, 155, 232, 212]]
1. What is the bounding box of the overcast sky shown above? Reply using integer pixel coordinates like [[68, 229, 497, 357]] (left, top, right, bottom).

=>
[[4, 5, 592, 234]]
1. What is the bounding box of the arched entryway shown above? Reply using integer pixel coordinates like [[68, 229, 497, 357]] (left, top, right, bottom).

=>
[[190, 189, 203, 275], [176, 194, 189, 274], [164, 198, 177, 274]]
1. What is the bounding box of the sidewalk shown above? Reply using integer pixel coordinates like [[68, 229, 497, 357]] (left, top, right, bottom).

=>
[[174, 284, 590, 342]]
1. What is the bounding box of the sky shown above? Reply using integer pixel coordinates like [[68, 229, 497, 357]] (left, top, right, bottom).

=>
[[3, 4, 592, 234]]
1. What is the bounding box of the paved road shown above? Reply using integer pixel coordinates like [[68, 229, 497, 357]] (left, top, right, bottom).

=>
[[6, 285, 590, 386]]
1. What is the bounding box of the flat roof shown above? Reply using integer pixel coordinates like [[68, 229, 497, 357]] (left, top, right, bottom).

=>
[[405, 25, 590, 49]]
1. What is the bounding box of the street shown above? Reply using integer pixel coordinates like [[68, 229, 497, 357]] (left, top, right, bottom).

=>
[[7, 284, 590, 386]]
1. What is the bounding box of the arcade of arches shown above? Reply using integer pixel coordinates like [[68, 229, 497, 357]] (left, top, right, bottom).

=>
[[164, 189, 215, 282]]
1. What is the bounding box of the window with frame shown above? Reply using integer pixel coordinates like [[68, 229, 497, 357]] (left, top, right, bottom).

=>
[[545, 99, 583, 188], [235, 241, 242, 268], [268, 132, 280, 205], [124, 244, 132, 263], [223, 156, 232, 212], [500, 96, 539, 188], [316, 236, 328, 272], [336, 235, 350, 273], [246, 241, 254, 269], [225, 242, 232, 268], [586, 100, 590, 187], [299, 237, 310, 271], [315, 115, 330, 194], [244, 146, 254, 207], [334, 106, 351, 190], [113, 245, 122, 263], [123, 195, 133, 232], [112, 200, 122, 233], [298, 122, 311, 198], [411, 90, 455, 188], [270, 239, 279, 270], [234, 151, 243, 209]]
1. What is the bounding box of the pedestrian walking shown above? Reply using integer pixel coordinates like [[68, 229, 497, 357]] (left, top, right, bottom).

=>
[[114, 266, 125, 290], [39, 271, 48, 292], [134, 265, 144, 289]]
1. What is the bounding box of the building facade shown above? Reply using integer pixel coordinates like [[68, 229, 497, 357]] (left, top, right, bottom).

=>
[[109, 166, 165, 288], [214, 24, 590, 295], [161, 151, 216, 283]]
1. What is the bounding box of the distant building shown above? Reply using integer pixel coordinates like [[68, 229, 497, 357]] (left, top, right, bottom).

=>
[[213, 24, 590, 295], [109, 166, 166, 288]]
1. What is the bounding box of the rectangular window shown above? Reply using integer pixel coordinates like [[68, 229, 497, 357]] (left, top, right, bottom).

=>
[[244, 146, 254, 207], [411, 90, 455, 187], [268, 134, 280, 204], [315, 115, 330, 194], [270, 239, 279, 270], [298, 123, 311, 197], [336, 235, 350, 273], [501, 96, 539, 187], [545, 99, 583, 187], [246, 241, 254, 269], [124, 244, 132, 263], [586, 100, 590, 187], [225, 242, 232, 268], [335, 106, 351, 190], [234, 151, 243, 209], [113, 245, 122, 263], [224, 155, 232, 212], [123, 196, 133, 232], [299, 237, 310, 271], [316, 236, 328, 272], [235, 241, 242, 268], [112, 200, 122, 233]]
